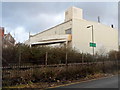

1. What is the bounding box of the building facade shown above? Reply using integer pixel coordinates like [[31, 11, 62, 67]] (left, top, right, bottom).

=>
[[0, 27, 15, 48], [25, 7, 118, 54]]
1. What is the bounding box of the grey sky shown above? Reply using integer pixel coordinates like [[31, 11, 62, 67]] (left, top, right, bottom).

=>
[[1, 2, 118, 43]]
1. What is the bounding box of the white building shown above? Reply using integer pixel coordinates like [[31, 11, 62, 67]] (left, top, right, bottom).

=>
[[25, 6, 118, 54]]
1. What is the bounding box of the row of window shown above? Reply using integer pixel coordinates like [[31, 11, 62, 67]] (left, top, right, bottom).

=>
[[54, 28, 72, 35], [65, 28, 72, 34]]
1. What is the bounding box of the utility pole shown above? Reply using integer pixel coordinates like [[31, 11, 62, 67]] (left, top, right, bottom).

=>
[[87, 25, 95, 62], [98, 16, 100, 23], [91, 25, 94, 60], [13, 31, 16, 45], [29, 31, 31, 47]]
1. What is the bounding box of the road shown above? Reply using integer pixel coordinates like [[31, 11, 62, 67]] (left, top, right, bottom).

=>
[[49, 75, 118, 89]]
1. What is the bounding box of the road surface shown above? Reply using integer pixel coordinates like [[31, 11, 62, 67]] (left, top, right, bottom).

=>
[[49, 75, 118, 89]]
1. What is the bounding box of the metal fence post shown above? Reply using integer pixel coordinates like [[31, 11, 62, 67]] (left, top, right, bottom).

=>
[[65, 40, 68, 66], [45, 52, 48, 67], [82, 53, 84, 64]]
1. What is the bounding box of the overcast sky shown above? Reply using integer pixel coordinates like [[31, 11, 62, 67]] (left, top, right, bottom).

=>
[[1, 2, 118, 43]]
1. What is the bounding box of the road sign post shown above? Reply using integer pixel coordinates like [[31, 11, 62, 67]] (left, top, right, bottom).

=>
[[87, 25, 96, 63], [89, 42, 96, 47]]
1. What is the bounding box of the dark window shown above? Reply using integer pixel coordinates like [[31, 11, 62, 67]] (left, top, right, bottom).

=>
[[65, 28, 72, 34]]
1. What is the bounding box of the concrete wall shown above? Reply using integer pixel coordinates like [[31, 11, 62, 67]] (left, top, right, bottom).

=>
[[24, 6, 118, 54], [72, 18, 118, 54], [65, 6, 83, 21], [25, 20, 72, 45]]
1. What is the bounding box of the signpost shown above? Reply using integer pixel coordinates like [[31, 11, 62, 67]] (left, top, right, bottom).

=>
[[87, 25, 97, 63], [89, 42, 96, 47]]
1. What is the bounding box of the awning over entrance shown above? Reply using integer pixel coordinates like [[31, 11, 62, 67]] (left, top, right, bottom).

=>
[[31, 40, 66, 46], [29, 34, 72, 46]]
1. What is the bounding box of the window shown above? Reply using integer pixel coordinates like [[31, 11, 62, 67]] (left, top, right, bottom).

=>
[[65, 28, 72, 34]]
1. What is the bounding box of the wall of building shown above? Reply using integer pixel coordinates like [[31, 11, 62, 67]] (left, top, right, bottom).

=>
[[0, 27, 4, 37], [24, 6, 118, 54], [65, 6, 83, 21], [5, 33, 15, 44], [26, 20, 72, 45], [72, 18, 118, 54]]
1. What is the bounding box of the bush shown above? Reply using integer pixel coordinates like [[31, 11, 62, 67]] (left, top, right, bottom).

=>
[[2, 45, 84, 66]]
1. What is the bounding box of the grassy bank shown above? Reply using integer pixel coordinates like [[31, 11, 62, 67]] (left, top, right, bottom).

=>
[[2, 45, 119, 89], [4, 73, 114, 89], [3, 61, 118, 89]]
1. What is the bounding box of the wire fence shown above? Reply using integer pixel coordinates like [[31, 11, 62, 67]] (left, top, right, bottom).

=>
[[2, 60, 118, 87], [2, 46, 119, 88]]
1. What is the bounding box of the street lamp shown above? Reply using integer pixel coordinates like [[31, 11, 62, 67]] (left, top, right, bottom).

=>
[[87, 25, 95, 61]]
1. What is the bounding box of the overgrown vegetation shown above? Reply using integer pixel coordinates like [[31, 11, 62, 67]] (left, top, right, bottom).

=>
[[2, 44, 92, 66], [2, 44, 119, 66], [2, 44, 119, 88], [2, 62, 118, 87]]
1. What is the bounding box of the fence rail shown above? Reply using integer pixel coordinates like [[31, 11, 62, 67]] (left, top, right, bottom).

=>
[[2, 60, 118, 87], [2, 60, 116, 70]]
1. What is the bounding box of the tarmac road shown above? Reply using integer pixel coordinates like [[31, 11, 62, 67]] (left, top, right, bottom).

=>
[[49, 75, 119, 89]]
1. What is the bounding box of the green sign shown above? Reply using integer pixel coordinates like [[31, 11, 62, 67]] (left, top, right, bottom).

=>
[[89, 42, 96, 47]]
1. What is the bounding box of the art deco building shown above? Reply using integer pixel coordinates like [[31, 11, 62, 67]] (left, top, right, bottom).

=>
[[25, 7, 118, 54]]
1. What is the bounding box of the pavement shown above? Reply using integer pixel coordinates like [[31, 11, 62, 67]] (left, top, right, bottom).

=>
[[48, 75, 119, 89]]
